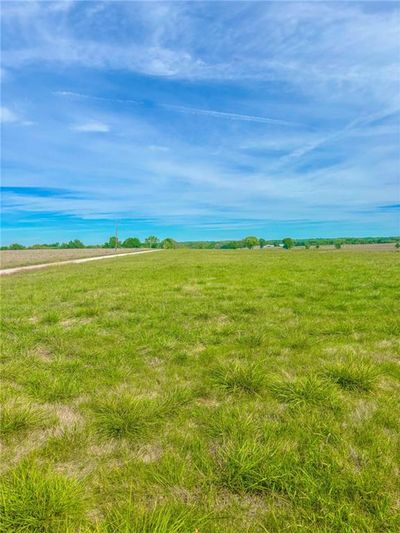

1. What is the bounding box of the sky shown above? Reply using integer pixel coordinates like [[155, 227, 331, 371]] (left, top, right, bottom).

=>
[[1, 0, 399, 245]]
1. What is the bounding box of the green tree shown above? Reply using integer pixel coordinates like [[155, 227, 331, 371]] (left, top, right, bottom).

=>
[[145, 236, 160, 248], [334, 241, 342, 249], [282, 237, 294, 249], [304, 242, 310, 249], [8, 243, 25, 250], [259, 238, 266, 249], [162, 238, 177, 249], [395, 242, 400, 249], [104, 236, 118, 249], [221, 241, 241, 249], [243, 236, 259, 249], [122, 237, 141, 248], [63, 239, 85, 249]]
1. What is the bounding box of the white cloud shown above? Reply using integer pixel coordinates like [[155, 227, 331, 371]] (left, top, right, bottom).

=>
[[71, 121, 110, 133], [148, 145, 170, 152], [0, 106, 18, 123], [0, 106, 33, 125], [2, 1, 399, 106]]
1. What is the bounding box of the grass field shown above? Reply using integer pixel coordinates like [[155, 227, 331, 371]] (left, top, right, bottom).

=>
[[0, 249, 148, 269], [1, 249, 399, 532]]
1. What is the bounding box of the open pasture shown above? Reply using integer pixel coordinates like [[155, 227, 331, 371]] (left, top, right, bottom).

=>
[[1, 249, 399, 531]]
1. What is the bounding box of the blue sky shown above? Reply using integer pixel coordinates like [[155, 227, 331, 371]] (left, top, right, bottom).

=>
[[1, 0, 399, 245]]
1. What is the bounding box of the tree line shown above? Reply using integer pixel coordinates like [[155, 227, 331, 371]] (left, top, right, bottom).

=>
[[2, 235, 399, 251]]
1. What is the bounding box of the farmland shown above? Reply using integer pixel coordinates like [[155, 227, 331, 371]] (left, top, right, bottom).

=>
[[1, 249, 399, 532], [0, 248, 149, 270]]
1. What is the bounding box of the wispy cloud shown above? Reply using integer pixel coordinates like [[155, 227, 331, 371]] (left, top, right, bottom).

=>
[[285, 105, 400, 161], [161, 104, 298, 126], [71, 121, 110, 133], [0, 106, 34, 126], [0, 106, 18, 123], [56, 91, 296, 127]]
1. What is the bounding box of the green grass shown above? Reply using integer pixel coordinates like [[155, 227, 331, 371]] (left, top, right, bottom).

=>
[[1, 249, 399, 531], [210, 361, 266, 394], [326, 357, 380, 391], [0, 463, 87, 532], [270, 374, 340, 408], [0, 400, 57, 440], [102, 501, 210, 533]]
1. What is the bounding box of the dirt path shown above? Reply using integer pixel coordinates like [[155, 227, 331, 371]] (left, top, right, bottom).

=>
[[0, 249, 162, 276]]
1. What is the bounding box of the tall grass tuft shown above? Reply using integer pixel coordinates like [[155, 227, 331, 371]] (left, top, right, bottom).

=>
[[211, 361, 266, 394], [217, 440, 294, 494], [270, 375, 339, 408], [103, 501, 209, 532], [0, 464, 87, 532], [92, 395, 160, 440], [91, 389, 190, 440], [0, 401, 56, 439], [326, 359, 379, 391]]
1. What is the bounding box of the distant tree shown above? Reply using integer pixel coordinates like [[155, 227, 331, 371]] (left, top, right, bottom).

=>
[[315, 244, 320, 249], [8, 243, 25, 250], [258, 238, 266, 249], [304, 242, 310, 249], [395, 241, 400, 249], [334, 241, 342, 249], [221, 241, 242, 249], [70, 239, 85, 248], [122, 237, 141, 248], [162, 238, 177, 249], [282, 237, 294, 249], [104, 236, 119, 249], [243, 236, 259, 249], [145, 236, 160, 248]]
